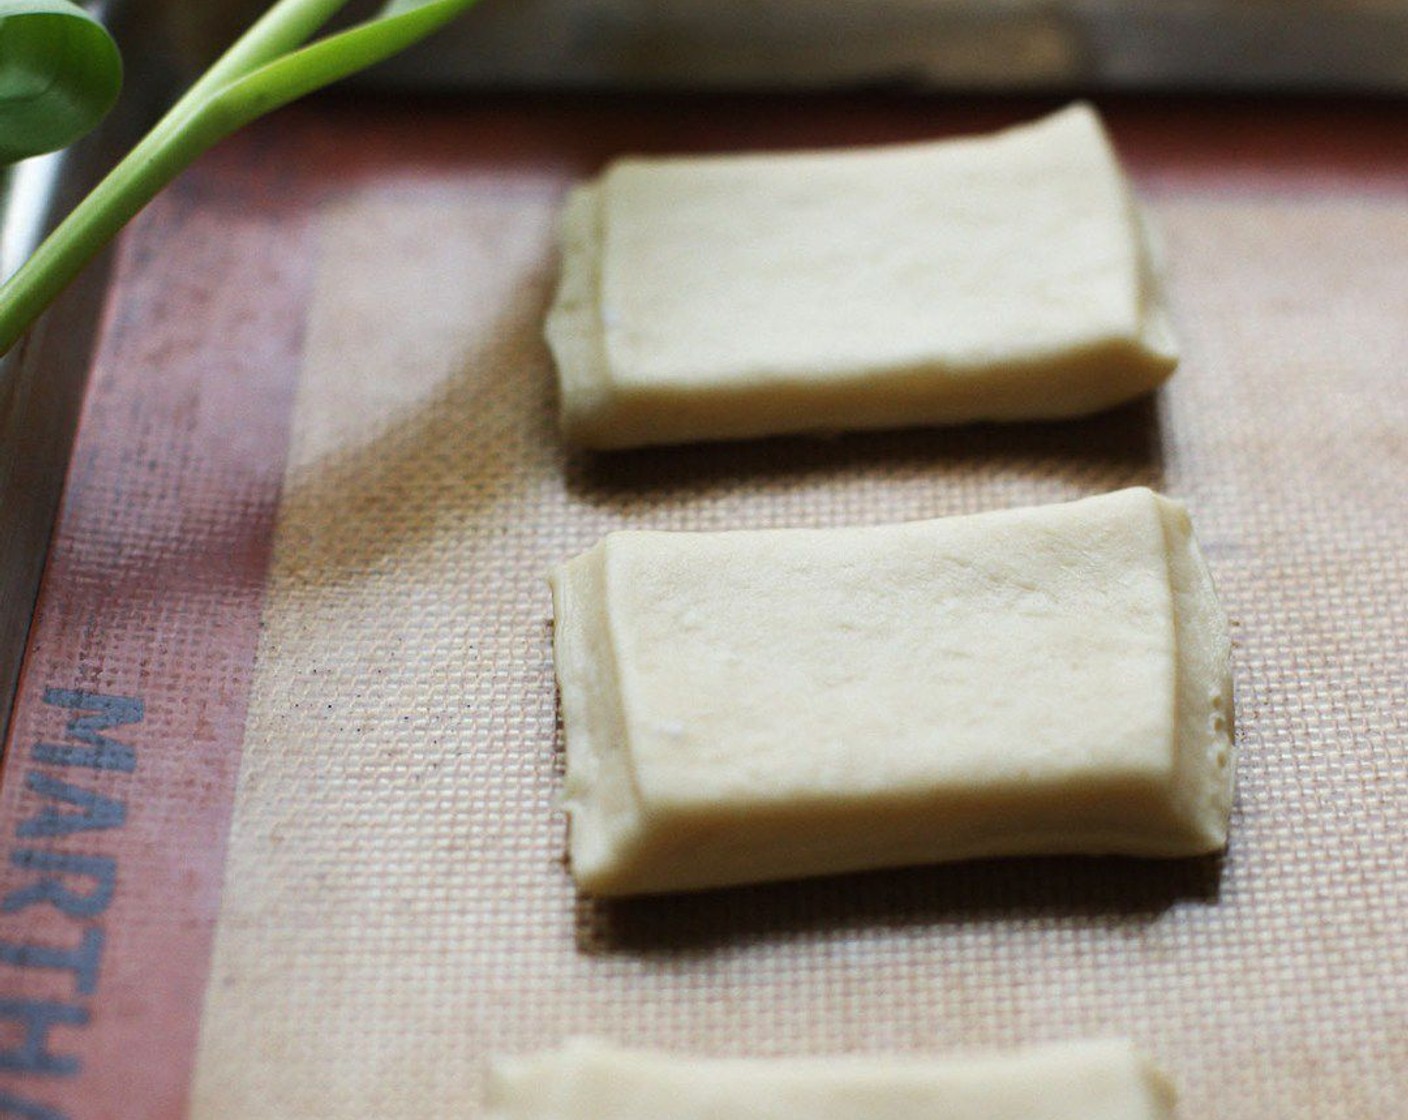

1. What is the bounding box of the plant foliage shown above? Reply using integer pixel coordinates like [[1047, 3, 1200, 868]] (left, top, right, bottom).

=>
[[0, 0, 479, 354]]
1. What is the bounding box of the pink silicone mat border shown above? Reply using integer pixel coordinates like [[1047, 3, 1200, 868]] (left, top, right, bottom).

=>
[[0, 135, 314, 1120]]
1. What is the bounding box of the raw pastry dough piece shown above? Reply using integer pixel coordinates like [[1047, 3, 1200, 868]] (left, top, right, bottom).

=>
[[485, 1038, 1178, 1120], [546, 103, 1177, 449], [549, 488, 1233, 896]]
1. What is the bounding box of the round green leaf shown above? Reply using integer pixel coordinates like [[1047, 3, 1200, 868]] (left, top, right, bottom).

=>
[[0, 0, 122, 163]]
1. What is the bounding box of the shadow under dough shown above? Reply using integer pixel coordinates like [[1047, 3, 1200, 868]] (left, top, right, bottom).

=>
[[574, 849, 1223, 956], [565, 395, 1167, 513]]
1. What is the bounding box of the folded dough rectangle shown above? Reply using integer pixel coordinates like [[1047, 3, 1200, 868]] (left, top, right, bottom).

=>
[[486, 1038, 1177, 1120], [549, 488, 1233, 896], [546, 103, 1177, 449]]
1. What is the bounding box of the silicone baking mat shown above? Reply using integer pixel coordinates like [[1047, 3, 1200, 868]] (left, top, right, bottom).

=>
[[0, 96, 1404, 1120]]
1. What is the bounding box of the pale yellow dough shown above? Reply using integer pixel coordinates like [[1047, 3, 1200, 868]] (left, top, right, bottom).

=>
[[546, 103, 1177, 449], [486, 1038, 1178, 1120], [549, 488, 1233, 896]]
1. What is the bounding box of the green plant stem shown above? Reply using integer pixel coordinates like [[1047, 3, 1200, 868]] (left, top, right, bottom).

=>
[[0, 0, 477, 356]]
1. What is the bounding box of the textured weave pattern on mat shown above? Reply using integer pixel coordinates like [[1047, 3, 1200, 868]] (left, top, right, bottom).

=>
[[190, 135, 1408, 1117]]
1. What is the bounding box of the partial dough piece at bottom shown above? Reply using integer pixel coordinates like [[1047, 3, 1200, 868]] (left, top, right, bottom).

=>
[[485, 1038, 1178, 1120], [549, 488, 1234, 896]]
